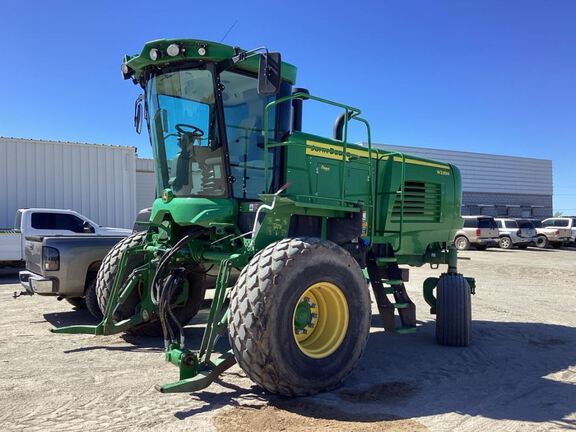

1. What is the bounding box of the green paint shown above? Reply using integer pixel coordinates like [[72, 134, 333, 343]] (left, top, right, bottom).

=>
[[54, 37, 477, 395]]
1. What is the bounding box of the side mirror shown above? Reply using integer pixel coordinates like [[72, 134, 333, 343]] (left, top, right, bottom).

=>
[[82, 221, 95, 234], [258, 52, 282, 96], [134, 94, 144, 134]]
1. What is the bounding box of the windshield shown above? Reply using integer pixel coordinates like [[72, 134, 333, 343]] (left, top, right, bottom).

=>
[[221, 71, 275, 199], [147, 68, 226, 197]]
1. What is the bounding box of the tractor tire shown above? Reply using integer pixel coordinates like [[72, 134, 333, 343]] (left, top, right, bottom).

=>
[[96, 232, 206, 336], [65, 297, 86, 309], [228, 237, 371, 396], [535, 235, 548, 249], [436, 274, 471, 347], [454, 236, 469, 251], [85, 278, 102, 320], [499, 236, 513, 249]]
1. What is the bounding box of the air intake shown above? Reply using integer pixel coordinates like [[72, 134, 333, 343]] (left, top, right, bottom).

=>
[[392, 181, 441, 223]]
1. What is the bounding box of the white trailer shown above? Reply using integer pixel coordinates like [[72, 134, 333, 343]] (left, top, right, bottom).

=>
[[0, 137, 138, 230]]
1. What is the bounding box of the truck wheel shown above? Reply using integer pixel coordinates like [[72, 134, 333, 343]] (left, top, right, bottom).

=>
[[85, 278, 102, 320], [436, 274, 471, 347], [228, 237, 370, 396], [65, 297, 86, 310], [96, 232, 206, 336], [535, 235, 548, 248], [454, 236, 469, 250], [499, 236, 513, 249]]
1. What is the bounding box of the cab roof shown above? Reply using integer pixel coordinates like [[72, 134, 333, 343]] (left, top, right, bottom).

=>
[[123, 38, 297, 85]]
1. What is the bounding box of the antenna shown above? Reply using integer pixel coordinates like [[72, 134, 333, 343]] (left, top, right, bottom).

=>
[[220, 19, 238, 43]]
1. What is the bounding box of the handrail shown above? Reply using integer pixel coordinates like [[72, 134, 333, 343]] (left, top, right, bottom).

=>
[[263, 92, 362, 192], [373, 151, 406, 252], [262, 92, 373, 212]]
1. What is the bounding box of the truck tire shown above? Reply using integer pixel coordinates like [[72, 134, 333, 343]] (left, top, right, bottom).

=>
[[96, 232, 205, 336], [85, 278, 102, 320], [228, 237, 371, 396], [499, 236, 513, 249], [436, 273, 471, 347], [535, 235, 548, 248], [65, 297, 86, 309], [454, 236, 469, 250]]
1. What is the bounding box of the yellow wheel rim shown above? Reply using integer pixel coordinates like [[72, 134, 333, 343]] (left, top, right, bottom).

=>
[[292, 282, 349, 359]]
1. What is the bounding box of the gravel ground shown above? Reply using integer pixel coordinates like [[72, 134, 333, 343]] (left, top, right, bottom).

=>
[[1, 247, 575, 431]]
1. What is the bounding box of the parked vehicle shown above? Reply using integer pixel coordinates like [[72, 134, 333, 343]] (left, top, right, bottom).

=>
[[454, 216, 500, 250], [15, 209, 133, 317], [541, 217, 576, 245], [527, 219, 572, 248], [494, 218, 537, 249], [1, 208, 131, 267]]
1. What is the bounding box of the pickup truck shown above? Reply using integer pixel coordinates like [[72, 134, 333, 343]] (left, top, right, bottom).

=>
[[1, 208, 131, 266], [527, 218, 573, 248], [14, 209, 133, 317], [541, 217, 576, 245]]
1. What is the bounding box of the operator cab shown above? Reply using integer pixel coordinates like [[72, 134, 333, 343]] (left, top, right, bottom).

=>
[[126, 41, 294, 203]]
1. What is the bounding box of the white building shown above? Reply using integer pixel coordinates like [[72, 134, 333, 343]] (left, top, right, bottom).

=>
[[0, 137, 142, 229], [0, 137, 554, 229]]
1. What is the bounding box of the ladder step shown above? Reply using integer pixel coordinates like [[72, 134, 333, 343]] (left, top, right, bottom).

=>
[[383, 279, 403, 286], [383, 287, 395, 295], [392, 302, 410, 309], [376, 257, 398, 264], [396, 326, 417, 334]]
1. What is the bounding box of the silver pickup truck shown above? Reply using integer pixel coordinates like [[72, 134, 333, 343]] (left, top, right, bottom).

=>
[[16, 208, 150, 317], [18, 234, 131, 318]]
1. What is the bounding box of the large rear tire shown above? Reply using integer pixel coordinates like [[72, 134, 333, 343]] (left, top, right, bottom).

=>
[[436, 274, 472, 347], [96, 232, 205, 336], [228, 237, 371, 396]]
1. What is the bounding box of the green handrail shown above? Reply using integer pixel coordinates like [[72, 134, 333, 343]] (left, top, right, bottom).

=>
[[262, 92, 374, 208]]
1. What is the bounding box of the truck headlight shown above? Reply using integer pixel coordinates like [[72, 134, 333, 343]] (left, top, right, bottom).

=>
[[42, 246, 60, 271]]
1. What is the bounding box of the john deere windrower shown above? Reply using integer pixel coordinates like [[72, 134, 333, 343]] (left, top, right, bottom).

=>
[[54, 38, 475, 395]]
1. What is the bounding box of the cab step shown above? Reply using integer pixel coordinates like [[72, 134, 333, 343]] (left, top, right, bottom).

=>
[[366, 251, 417, 334], [395, 326, 417, 334]]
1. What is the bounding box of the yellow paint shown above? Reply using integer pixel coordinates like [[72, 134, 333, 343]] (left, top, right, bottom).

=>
[[292, 281, 349, 359], [305, 140, 451, 171]]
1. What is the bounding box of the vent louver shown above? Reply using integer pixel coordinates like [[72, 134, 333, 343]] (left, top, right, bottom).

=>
[[392, 181, 441, 223]]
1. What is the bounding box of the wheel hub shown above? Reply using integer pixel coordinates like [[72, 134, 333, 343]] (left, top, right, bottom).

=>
[[292, 282, 349, 359]]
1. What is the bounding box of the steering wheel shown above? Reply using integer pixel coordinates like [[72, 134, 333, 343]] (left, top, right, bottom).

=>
[[176, 123, 204, 137]]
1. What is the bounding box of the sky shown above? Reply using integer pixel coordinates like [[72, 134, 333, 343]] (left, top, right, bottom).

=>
[[1, 1, 574, 213]]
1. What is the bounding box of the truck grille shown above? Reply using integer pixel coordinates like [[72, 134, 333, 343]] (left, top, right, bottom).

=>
[[392, 181, 442, 223]]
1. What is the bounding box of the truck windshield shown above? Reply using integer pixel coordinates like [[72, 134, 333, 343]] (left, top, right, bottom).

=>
[[147, 68, 226, 197]]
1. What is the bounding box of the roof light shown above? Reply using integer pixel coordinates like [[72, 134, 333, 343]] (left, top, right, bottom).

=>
[[198, 47, 206, 56], [166, 44, 181, 57], [149, 48, 160, 61], [120, 63, 130, 74]]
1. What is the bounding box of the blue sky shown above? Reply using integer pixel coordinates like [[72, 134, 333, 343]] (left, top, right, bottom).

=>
[[1, 1, 574, 213]]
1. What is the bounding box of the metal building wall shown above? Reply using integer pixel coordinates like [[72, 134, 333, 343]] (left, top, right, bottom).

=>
[[0, 137, 137, 229], [373, 143, 553, 217], [375, 144, 552, 195], [136, 158, 156, 211]]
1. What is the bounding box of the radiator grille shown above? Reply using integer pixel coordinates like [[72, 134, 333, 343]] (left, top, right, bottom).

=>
[[392, 181, 441, 223]]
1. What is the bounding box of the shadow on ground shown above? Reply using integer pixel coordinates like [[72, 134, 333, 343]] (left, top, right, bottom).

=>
[[173, 320, 576, 428]]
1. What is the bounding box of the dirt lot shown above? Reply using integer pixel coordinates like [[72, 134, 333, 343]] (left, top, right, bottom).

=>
[[1, 247, 575, 431]]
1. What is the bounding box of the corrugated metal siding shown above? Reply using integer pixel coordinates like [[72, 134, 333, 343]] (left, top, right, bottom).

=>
[[373, 144, 553, 195], [136, 158, 156, 211], [0, 137, 137, 229]]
